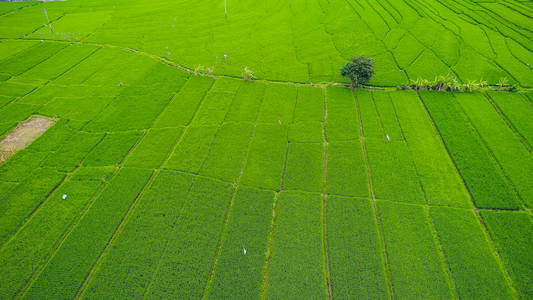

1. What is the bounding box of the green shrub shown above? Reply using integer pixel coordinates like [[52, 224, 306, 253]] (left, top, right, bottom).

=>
[[242, 66, 254, 80]]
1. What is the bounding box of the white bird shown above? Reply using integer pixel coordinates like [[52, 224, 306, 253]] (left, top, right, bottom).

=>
[[386, 134, 390, 141], [243, 247, 247, 255], [62, 194, 67, 200], [224, 54, 228, 59], [278, 120, 282, 125]]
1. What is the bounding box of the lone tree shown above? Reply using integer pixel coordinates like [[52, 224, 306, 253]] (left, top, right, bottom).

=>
[[341, 56, 375, 89]]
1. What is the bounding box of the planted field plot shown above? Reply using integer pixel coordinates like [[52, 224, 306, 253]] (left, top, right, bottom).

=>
[[1, 0, 532, 299]]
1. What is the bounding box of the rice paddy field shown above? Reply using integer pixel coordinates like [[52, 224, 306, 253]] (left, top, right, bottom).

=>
[[0, 0, 532, 298]]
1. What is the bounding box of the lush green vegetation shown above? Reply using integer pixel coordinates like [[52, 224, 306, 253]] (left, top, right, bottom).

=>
[[0, 0, 531, 298]]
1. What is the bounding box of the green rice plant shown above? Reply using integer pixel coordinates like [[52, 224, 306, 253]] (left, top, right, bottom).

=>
[[480, 210, 533, 298], [225, 81, 265, 123], [240, 124, 287, 190], [266, 191, 326, 299], [209, 77, 242, 93], [288, 121, 323, 143], [0, 81, 36, 98], [207, 187, 275, 298], [144, 177, 233, 299], [124, 127, 183, 169], [0, 168, 110, 299], [83, 171, 194, 299], [11, 45, 99, 84], [371, 91, 403, 141], [82, 51, 156, 87], [164, 126, 218, 173], [420, 91, 519, 209], [456, 92, 533, 207], [326, 86, 359, 141], [326, 140, 368, 197], [0, 168, 65, 246], [432, 31, 461, 66], [85, 81, 186, 131], [327, 196, 388, 298], [257, 84, 297, 125], [0, 95, 10, 108], [199, 123, 253, 182], [430, 207, 513, 298], [24, 168, 153, 299], [366, 139, 425, 203], [392, 34, 425, 69], [0, 149, 49, 182], [1, 42, 67, 76], [53, 48, 127, 85], [42, 131, 105, 172], [0, 181, 16, 199], [357, 89, 382, 139], [39, 96, 113, 122], [83, 131, 142, 167], [0, 103, 39, 126], [406, 51, 452, 82], [153, 76, 214, 128], [192, 90, 239, 126], [29, 11, 111, 42], [283, 142, 323, 193], [489, 92, 533, 148], [0, 40, 37, 61], [453, 46, 508, 85], [392, 91, 470, 207], [484, 29, 533, 87], [294, 86, 324, 122], [378, 201, 452, 299], [25, 119, 74, 153]]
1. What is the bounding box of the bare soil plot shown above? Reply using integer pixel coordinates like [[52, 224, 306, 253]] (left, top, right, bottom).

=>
[[0, 116, 55, 164]]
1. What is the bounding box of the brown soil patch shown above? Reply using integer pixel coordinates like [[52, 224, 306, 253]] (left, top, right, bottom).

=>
[[0, 116, 56, 165]]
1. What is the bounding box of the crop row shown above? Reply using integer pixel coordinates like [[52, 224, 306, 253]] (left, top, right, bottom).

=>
[[420, 91, 519, 209], [206, 187, 276, 298], [327, 196, 388, 298], [0, 167, 112, 298], [325, 86, 359, 141], [378, 201, 451, 298], [143, 176, 234, 299], [430, 207, 514, 298], [455, 92, 533, 207], [391, 91, 470, 207], [488, 92, 533, 149], [265, 191, 326, 299], [480, 210, 533, 298], [82, 170, 195, 298], [23, 168, 153, 299]]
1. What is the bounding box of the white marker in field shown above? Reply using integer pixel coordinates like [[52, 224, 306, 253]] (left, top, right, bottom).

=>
[[62, 194, 67, 200], [243, 247, 246, 255], [225, 0, 227, 18], [42, 6, 52, 33], [386, 134, 390, 141]]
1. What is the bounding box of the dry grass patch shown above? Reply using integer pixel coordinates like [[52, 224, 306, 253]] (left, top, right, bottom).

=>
[[0, 116, 56, 164]]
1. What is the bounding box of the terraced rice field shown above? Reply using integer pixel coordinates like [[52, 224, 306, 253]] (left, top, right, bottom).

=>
[[0, 0, 532, 299]]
